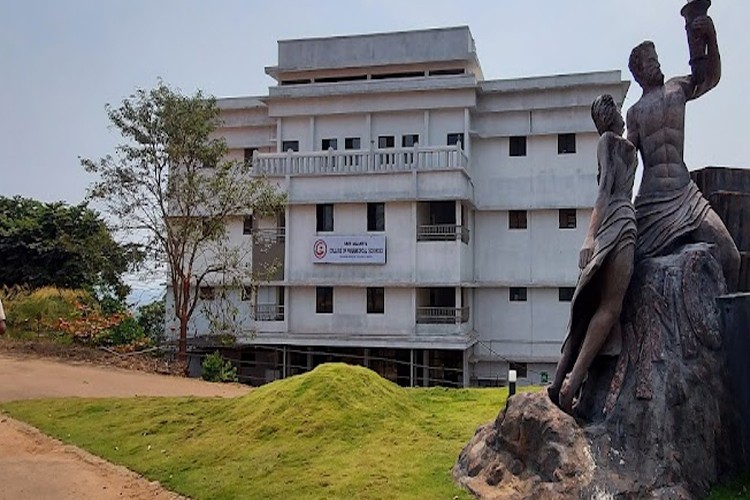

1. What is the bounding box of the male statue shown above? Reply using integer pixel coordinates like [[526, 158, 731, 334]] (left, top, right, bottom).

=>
[[627, 14, 740, 291]]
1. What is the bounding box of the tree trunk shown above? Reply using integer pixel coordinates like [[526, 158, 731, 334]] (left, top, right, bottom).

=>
[[178, 317, 188, 364]]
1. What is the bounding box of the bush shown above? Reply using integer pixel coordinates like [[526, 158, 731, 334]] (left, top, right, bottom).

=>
[[4, 287, 97, 333], [201, 351, 238, 383], [104, 316, 147, 347], [136, 298, 165, 345]]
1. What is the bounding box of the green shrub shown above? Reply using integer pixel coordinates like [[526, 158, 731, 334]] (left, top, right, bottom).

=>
[[136, 298, 165, 345], [4, 287, 97, 333], [201, 351, 238, 383], [103, 316, 147, 347]]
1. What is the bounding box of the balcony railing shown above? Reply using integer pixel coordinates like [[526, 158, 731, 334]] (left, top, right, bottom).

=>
[[253, 304, 285, 322], [253, 145, 468, 176], [417, 224, 470, 243], [416, 306, 470, 324], [251, 227, 286, 245]]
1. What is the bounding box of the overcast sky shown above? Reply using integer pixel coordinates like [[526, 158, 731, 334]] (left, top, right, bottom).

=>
[[1, 0, 748, 204]]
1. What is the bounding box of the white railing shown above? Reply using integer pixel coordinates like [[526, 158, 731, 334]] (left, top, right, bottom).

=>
[[416, 306, 470, 324], [251, 227, 286, 244], [254, 304, 285, 321], [416, 224, 470, 243], [253, 145, 468, 176]]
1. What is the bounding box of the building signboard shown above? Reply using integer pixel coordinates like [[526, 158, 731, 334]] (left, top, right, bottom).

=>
[[312, 235, 386, 264]]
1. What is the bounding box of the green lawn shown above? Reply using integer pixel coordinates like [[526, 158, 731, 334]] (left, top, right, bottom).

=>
[[1, 363, 510, 500]]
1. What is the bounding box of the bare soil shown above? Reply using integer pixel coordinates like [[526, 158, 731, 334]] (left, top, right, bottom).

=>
[[0, 351, 250, 499]]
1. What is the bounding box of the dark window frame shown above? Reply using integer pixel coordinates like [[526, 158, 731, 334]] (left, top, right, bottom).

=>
[[321, 138, 338, 150], [558, 133, 576, 154], [242, 215, 254, 235], [509, 362, 528, 378], [377, 135, 395, 148], [199, 286, 215, 301], [316, 204, 334, 232], [345, 137, 361, 150], [508, 210, 528, 230], [559, 209, 577, 229], [316, 286, 333, 314], [243, 147, 257, 166], [558, 287, 575, 302], [281, 140, 299, 152], [447, 133, 465, 147], [509, 136, 527, 157], [402, 134, 419, 148], [367, 287, 385, 314], [509, 287, 528, 302], [367, 202, 385, 232]]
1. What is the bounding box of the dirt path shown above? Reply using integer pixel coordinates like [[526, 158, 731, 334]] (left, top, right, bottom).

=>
[[0, 354, 250, 499]]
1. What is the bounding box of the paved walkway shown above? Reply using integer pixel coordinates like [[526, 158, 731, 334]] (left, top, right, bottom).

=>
[[0, 354, 250, 499]]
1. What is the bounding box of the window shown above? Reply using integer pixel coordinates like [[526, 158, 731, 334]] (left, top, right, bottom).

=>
[[367, 287, 385, 314], [345, 137, 361, 150], [316, 204, 334, 232], [377, 135, 395, 148], [316, 287, 333, 313], [509, 362, 528, 378], [559, 287, 575, 302], [402, 134, 419, 148], [241, 285, 252, 301], [509, 287, 527, 302], [447, 133, 464, 147], [242, 216, 254, 235], [509, 136, 527, 157], [243, 147, 257, 166], [282, 140, 299, 152], [558, 133, 576, 154], [559, 209, 577, 229], [199, 286, 215, 301], [321, 138, 338, 150], [508, 210, 527, 230], [367, 202, 385, 231]]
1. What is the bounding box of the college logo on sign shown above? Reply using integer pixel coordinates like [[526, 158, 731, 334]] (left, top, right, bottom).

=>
[[311, 235, 386, 264], [313, 239, 328, 260]]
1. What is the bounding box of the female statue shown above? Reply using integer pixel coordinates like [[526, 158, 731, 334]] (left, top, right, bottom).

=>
[[548, 94, 637, 414]]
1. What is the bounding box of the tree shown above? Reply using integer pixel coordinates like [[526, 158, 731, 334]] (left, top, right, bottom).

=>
[[0, 196, 139, 299], [81, 82, 285, 361]]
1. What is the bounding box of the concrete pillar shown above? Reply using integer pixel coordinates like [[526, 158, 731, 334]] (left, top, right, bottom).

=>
[[282, 345, 287, 378], [422, 350, 429, 387], [462, 348, 470, 388], [306, 346, 312, 370], [276, 118, 282, 152], [409, 349, 415, 387], [364, 348, 370, 368]]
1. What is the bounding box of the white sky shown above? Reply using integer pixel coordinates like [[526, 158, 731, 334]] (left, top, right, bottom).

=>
[[1, 0, 748, 204]]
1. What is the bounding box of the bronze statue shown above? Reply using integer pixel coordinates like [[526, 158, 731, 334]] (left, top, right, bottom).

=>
[[548, 95, 637, 414], [626, 5, 740, 291]]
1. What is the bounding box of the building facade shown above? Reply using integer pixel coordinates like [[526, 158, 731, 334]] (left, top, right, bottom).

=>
[[169, 26, 630, 387]]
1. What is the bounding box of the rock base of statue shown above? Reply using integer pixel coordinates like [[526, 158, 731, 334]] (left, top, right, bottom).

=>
[[453, 244, 744, 499]]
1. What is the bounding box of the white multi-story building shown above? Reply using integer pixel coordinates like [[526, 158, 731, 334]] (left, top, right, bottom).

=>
[[174, 26, 629, 387]]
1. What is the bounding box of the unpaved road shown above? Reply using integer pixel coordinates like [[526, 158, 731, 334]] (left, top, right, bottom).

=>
[[0, 354, 250, 499]]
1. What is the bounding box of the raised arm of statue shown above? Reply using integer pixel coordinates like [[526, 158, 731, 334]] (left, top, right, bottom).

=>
[[683, 14, 721, 100]]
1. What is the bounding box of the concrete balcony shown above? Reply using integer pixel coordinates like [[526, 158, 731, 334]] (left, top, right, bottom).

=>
[[416, 306, 470, 324], [253, 303, 285, 322], [253, 145, 468, 177], [417, 224, 470, 243]]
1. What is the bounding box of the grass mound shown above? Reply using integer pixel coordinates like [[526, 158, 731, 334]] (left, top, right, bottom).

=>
[[228, 363, 420, 438], [1, 363, 507, 499]]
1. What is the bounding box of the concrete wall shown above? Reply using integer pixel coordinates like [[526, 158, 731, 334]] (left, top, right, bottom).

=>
[[287, 286, 415, 336], [473, 209, 589, 285]]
